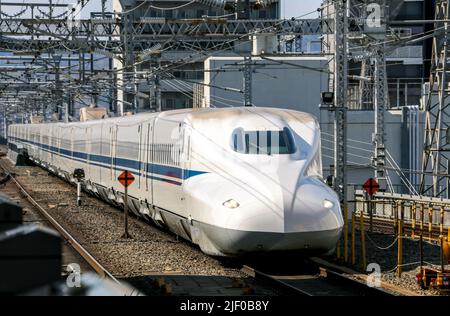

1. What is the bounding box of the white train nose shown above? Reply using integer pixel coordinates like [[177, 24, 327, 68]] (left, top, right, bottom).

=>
[[193, 177, 344, 256], [195, 222, 343, 256], [284, 178, 344, 233]]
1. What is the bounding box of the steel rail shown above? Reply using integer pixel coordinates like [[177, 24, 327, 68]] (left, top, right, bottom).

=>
[[0, 161, 121, 285], [241, 261, 394, 296]]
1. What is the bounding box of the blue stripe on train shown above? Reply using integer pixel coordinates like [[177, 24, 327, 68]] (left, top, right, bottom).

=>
[[9, 136, 207, 185]]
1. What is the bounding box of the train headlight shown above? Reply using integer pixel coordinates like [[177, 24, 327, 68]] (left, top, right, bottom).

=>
[[223, 199, 240, 209], [323, 199, 334, 209]]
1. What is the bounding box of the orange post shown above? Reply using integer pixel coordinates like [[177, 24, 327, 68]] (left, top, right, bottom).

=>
[[394, 202, 399, 235], [344, 206, 348, 263], [428, 206, 433, 242], [359, 210, 367, 269], [420, 205, 424, 270], [440, 207, 445, 273], [397, 215, 403, 277], [420, 204, 424, 235], [352, 211, 356, 265]]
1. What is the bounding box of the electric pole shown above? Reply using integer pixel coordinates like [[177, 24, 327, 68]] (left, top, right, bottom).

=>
[[333, 0, 348, 205], [243, 55, 253, 106]]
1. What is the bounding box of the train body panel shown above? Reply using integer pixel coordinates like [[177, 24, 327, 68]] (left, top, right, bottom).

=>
[[7, 107, 343, 256]]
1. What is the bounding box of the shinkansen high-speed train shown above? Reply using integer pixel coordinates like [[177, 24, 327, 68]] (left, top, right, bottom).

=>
[[7, 107, 343, 256]]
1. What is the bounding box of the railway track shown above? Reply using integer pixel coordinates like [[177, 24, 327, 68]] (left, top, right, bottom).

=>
[[241, 258, 395, 296], [0, 160, 121, 287], [0, 151, 405, 296], [0, 157, 277, 296]]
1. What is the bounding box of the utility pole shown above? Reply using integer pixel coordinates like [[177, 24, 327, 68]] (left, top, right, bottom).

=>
[[148, 55, 162, 112], [243, 55, 253, 106], [123, 12, 137, 114], [101, 0, 107, 17], [49, 0, 53, 19], [353, 0, 388, 188], [373, 46, 387, 183], [90, 53, 98, 107], [112, 70, 118, 113], [101, 0, 115, 114], [155, 69, 162, 112], [53, 54, 62, 120], [333, 0, 348, 205], [358, 59, 373, 110]]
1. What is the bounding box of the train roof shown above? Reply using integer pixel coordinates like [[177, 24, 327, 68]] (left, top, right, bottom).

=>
[[11, 107, 318, 128]]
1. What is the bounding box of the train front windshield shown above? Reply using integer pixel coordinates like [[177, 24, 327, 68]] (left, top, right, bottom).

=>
[[231, 128, 296, 155]]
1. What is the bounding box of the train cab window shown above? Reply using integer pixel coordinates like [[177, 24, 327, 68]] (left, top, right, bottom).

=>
[[232, 128, 296, 155]]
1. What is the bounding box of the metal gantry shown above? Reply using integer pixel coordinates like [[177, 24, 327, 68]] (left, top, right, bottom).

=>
[[421, 0, 450, 197], [373, 46, 388, 182], [0, 17, 333, 52], [0, 0, 332, 120]]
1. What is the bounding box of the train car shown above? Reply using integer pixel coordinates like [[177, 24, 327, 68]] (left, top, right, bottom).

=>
[[7, 107, 344, 256]]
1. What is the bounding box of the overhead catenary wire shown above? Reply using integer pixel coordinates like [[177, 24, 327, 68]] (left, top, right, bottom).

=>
[[1, 1, 440, 113], [322, 133, 424, 194]]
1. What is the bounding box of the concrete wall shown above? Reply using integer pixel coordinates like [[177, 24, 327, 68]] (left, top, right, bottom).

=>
[[320, 107, 424, 194]]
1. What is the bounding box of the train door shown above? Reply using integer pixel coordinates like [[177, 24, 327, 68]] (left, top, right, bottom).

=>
[[150, 120, 156, 206], [181, 124, 191, 212], [49, 126, 54, 163], [56, 126, 61, 168], [146, 121, 154, 205], [138, 124, 144, 189], [110, 125, 117, 182], [70, 127, 74, 159], [86, 127, 92, 177]]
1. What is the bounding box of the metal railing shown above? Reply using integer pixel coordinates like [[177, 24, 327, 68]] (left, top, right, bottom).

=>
[[337, 192, 450, 281]]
